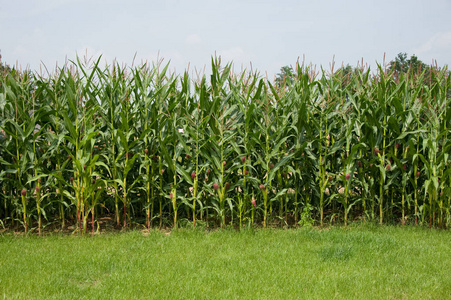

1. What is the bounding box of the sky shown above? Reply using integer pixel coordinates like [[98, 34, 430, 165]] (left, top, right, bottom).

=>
[[1, 0, 450, 80]]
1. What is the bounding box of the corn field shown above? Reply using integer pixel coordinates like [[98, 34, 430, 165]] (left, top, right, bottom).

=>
[[0, 57, 450, 233]]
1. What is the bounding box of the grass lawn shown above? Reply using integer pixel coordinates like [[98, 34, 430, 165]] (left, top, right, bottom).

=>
[[0, 225, 450, 299]]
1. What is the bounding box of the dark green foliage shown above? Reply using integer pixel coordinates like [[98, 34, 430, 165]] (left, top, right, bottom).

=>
[[0, 56, 450, 232]]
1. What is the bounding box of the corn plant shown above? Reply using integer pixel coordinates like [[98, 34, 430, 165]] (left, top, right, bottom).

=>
[[0, 56, 450, 231]]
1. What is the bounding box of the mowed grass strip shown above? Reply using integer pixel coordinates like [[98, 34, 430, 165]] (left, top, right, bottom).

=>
[[0, 226, 450, 299]]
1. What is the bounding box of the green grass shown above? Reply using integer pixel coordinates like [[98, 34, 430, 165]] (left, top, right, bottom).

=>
[[0, 225, 450, 299]]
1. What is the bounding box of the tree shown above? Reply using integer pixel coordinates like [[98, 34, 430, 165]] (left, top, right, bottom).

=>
[[275, 65, 294, 88], [0, 52, 12, 90], [389, 52, 427, 80], [0, 52, 35, 96], [338, 64, 359, 89]]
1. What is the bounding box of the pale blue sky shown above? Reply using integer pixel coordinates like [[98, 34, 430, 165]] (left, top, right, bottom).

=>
[[1, 0, 450, 79]]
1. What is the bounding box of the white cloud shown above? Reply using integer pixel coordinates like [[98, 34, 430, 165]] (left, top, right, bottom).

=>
[[413, 31, 451, 59], [217, 46, 255, 69], [72, 46, 122, 71], [217, 47, 246, 62], [28, 0, 82, 17], [145, 50, 184, 66], [13, 27, 46, 55], [185, 34, 201, 45], [75, 46, 107, 64], [138, 50, 187, 75], [215, 47, 255, 73]]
